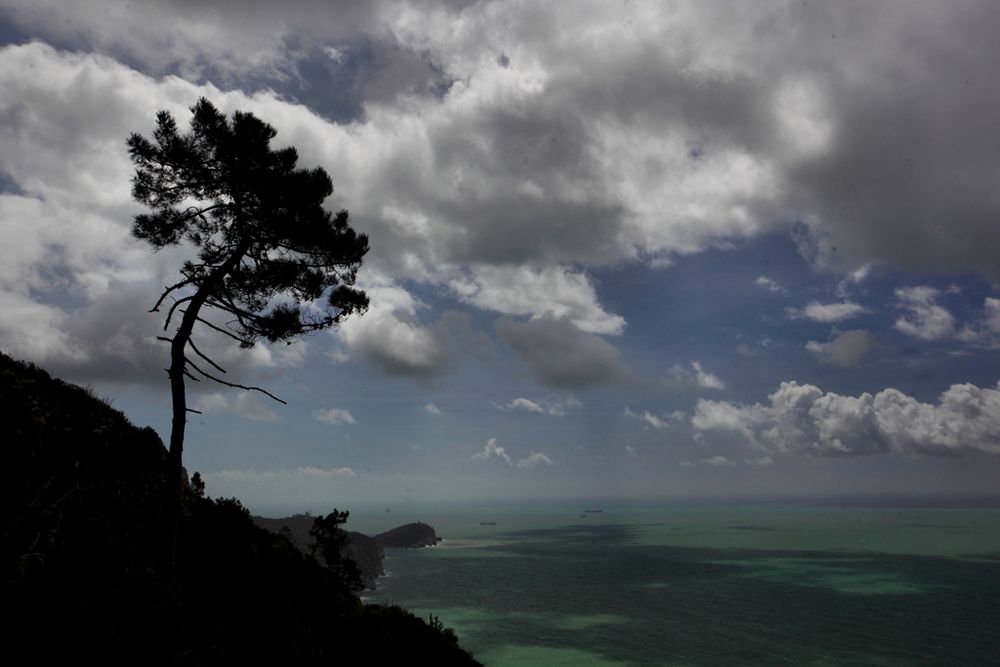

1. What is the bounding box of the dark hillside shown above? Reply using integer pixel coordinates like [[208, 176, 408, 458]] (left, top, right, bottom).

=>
[[0, 352, 479, 665], [253, 513, 386, 590]]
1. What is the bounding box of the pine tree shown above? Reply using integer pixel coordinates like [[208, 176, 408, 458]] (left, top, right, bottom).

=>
[[127, 98, 369, 560]]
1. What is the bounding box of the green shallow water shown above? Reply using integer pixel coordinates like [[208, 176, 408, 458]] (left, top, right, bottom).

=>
[[355, 503, 1000, 666]]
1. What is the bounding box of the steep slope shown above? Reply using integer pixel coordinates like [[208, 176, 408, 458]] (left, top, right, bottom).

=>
[[0, 352, 479, 666]]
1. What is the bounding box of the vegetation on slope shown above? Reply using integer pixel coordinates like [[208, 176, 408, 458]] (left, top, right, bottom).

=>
[[0, 352, 479, 665]]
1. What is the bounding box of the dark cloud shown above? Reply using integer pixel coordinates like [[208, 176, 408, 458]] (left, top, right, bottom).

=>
[[494, 315, 631, 389], [806, 330, 875, 368]]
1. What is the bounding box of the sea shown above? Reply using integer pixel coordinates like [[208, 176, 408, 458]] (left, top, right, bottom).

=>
[[345, 499, 1000, 667]]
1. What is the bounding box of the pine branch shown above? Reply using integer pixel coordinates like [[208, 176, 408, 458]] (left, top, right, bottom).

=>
[[150, 277, 197, 313], [193, 316, 246, 344], [163, 295, 195, 331], [185, 357, 287, 405], [187, 337, 228, 374]]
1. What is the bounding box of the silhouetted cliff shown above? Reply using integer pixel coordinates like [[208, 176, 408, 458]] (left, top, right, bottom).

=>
[[0, 352, 479, 666]]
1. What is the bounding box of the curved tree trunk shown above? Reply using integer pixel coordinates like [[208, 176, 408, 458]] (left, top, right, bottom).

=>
[[165, 286, 210, 567], [164, 242, 248, 567]]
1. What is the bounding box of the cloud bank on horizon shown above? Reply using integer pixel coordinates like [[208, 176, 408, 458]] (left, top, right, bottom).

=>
[[1, 0, 999, 503]]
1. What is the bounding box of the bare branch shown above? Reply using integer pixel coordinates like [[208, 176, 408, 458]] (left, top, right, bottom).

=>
[[150, 277, 196, 313], [186, 408, 203, 414], [156, 336, 173, 344], [194, 316, 246, 344], [163, 295, 195, 331], [182, 369, 201, 382], [187, 337, 227, 374], [185, 357, 287, 405]]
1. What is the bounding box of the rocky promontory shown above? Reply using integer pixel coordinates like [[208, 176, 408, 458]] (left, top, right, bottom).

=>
[[375, 521, 442, 548], [252, 516, 441, 589]]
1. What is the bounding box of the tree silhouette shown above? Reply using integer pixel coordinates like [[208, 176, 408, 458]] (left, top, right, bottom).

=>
[[309, 509, 364, 591], [127, 98, 369, 559]]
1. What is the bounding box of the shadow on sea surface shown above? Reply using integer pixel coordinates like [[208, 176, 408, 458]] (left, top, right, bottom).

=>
[[372, 523, 1000, 666]]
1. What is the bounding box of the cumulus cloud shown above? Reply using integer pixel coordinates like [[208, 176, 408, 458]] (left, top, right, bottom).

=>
[[471, 437, 552, 468], [0, 43, 346, 386], [336, 283, 448, 379], [423, 402, 442, 415], [313, 407, 357, 425], [693, 380, 1000, 457], [495, 315, 631, 389], [499, 396, 581, 417], [3, 1, 1000, 307], [664, 361, 725, 391], [448, 265, 624, 335], [806, 330, 875, 367], [786, 301, 869, 323], [193, 392, 279, 421], [0, 0, 391, 87], [893, 287, 956, 341], [6, 1, 1000, 393], [472, 438, 513, 465]]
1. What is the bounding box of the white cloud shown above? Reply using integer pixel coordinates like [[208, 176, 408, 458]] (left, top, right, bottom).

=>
[[6, 2, 1000, 398], [499, 396, 581, 417], [472, 437, 513, 465], [193, 393, 229, 415], [755, 276, 785, 294], [786, 301, 869, 323], [956, 297, 1000, 349], [806, 330, 875, 367], [448, 265, 624, 336], [193, 391, 279, 421], [503, 398, 546, 414], [515, 451, 554, 468], [423, 402, 442, 415], [693, 380, 1000, 457], [835, 265, 871, 299], [624, 407, 684, 430], [702, 456, 735, 466], [893, 286, 955, 341], [313, 407, 356, 425], [677, 456, 737, 467], [665, 361, 725, 391], [0, 0, 387, 83], [471, 437, 553, 469], [3, 1, 1000, 297]]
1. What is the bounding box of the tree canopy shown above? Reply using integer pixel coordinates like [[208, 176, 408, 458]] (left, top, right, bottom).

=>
[[128, 98, 369, 348]]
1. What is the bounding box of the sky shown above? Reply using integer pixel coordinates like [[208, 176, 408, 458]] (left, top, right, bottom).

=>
[[2, 0, 1000, 513]]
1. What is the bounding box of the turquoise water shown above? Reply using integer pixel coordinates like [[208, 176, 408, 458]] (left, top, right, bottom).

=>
[[351, 501, 1000, 666]]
